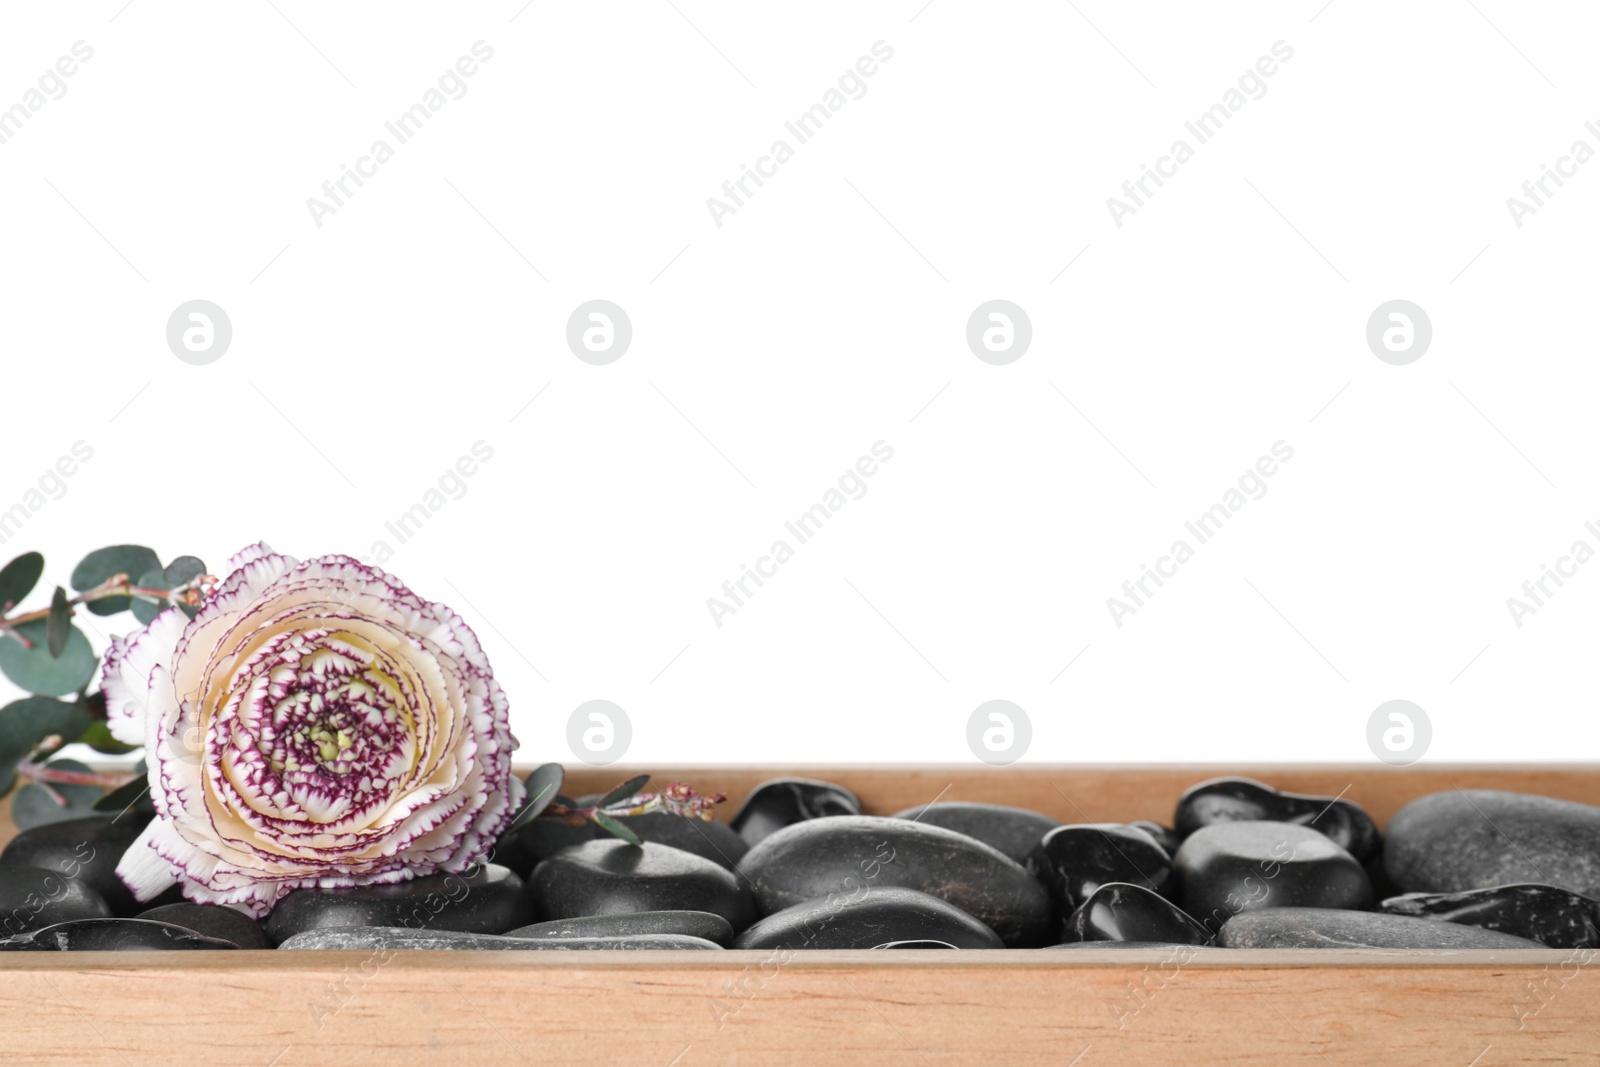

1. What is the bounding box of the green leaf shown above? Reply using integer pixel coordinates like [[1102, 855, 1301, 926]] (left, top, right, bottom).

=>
[[0, 620, 97, 697], [70, 545, 160, 617], [598, 773, 651, 808], [591, 811, 641, 846], [10, 760, 103, 831], [0, 552, 44, 612], [0, 697, 92, 795], [77, 719, 140, 756], [80, 689, 107, 719], [46, 586, 70, 658], [92, 774, 153, 817], [162, 556, 207, 586], [507, 762, 566, 833], [131, 556, 209, 625], [130, 568, 167, 626]]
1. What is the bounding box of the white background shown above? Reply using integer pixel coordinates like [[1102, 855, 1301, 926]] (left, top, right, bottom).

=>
[[1, 1, 1596, 767]]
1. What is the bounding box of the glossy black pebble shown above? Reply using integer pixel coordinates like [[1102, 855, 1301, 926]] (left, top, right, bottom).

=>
[[627, 812, 749, 871], [730, 778, 861, 846], [1380, 883, 1600, 949], [0, 917, 237, 951], [1385, 791, 1600, 898], [0, 815, 150, 916], [263, 864, 532, 946], [1175, 777, 1381, 863], [0, 864, 111, 935], [1129, 821, 1182, 857], [733, 887, 1004, 950], [890, 802, 1060, 866], [1043, 939, 1217, 952], [506, 910, 734, 947], [1068, 883, 1203, 947], [1064, 882, 1212, 946], [737, 815, 1051, 947], [278, 927, 722, 951], [491, 801, 603, 878], [1174, 821, 1372, 930], [137, 902, 272, 949], [528, 841, 756, 930], [1028, 823, 1173, 913], [1219, 907, 1546, 949]]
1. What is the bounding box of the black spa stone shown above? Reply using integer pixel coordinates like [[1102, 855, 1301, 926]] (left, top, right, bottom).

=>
[[526, 840, 756, 930], [0, 814, 149, 916], [627, 812, 749, 871], [889, 802, 1061, 866], [730, 778, 861, 846], [1385, 790, 1600, 898], [736, 814, 1051, 947], [1027, 823, 1173, 913], [278, 926, 722, 951], [1129, 821, 1181, 857], [0, 864, 111, 935], [1218, 907, 1547, 949], [0, 917, 237, 951], [137, 902, 272, 949], [506, 910, 735, 947], [1380, 884, 1600, 949], [873, 940, 960, 949], [1175, 777, 1381, 863], [492, 813, 601, 879], [522, 933, 722, 950], [732, 887, 1005, 951], [263, 864, 532, 945], [1043, 940, 1218, 952], [1063, 882, 1212, 946], [1173, 821, 1372, 931]]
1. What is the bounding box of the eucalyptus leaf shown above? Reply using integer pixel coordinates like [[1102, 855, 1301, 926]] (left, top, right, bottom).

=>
[[70, 545, 160, 616], [10, 760, 104, 831], [507, 762, 566, 833], [591, 811, 642, 846], [598, 774, 651, 808], [130, 568, 167, 626], [46, 587, 70, 658], [164, 556, 208, 618], [0, 696, 91, 795], [92, 774, 154, 817], [0, 552, 44, 611], [162, 556, 207, 586], [77, 719, 140, 756], [0, 620, 97, 697]]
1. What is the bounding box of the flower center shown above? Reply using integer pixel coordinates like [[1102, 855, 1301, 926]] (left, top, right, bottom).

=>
[[226, 626, 420, 824]]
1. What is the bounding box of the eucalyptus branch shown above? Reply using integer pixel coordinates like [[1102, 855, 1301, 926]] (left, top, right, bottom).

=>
[[544, 781, 728, 826], [0, 572, 216, 646], [15, 755, 140, 792]]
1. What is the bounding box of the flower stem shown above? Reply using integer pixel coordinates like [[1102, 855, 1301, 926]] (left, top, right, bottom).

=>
[[0, 572, 216, 636], [14, 756, 140, 791]]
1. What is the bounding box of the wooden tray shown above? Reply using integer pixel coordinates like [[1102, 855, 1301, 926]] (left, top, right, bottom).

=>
[[3, 763, 1598, 1067]]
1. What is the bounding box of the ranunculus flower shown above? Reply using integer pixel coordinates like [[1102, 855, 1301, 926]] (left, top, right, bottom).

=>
[[103, 543, 523, 917]]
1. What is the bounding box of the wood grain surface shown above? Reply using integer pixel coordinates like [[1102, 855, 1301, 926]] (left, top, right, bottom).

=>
[[3, 764, 1598, 1066]]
